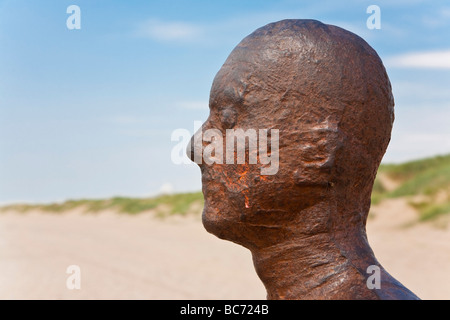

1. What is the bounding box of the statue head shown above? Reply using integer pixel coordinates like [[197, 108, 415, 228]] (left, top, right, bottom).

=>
[[189, 19, 394, 250]]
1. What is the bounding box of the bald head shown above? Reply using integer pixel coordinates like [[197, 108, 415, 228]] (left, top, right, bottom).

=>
[[210, 19, 393, 215], [188, 20, 420, 300]]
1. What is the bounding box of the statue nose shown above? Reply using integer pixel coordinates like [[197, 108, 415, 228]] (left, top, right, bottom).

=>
[[186, 136, 195, 162], [186, 129, 203, 165]]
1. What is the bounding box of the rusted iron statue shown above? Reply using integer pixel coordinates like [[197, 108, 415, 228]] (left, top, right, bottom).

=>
[[188, 19, 419, 300]]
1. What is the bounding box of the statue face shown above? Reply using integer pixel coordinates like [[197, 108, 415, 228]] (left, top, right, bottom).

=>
[[187, 20, 394, 249], [188, 64, 341, 248]]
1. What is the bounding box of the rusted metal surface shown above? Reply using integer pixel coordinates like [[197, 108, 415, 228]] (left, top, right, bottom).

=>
[[189, 19, 419, 300]]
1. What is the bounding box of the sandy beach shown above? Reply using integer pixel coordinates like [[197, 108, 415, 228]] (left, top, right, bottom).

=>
[[0, 200, 449, 300]]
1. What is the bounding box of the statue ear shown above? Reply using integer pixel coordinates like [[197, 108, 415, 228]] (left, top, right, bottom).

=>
[[292, 121, 346, 187], [292, 147, 339, 188]]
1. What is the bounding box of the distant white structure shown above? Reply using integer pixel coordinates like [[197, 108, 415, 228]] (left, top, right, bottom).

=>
[[158, 183, 174, 195]]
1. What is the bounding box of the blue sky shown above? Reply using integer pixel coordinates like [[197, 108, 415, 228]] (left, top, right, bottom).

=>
[[0, 0, 449, 203]]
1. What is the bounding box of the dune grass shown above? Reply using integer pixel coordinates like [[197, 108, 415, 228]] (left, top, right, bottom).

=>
[[384, 155, 450, 198], [0, 192, 204, 216], [381, 154, 450, 183], [409, 199, 450, 222], [373, 154, 450, 222], [370, 177, 387, 205]]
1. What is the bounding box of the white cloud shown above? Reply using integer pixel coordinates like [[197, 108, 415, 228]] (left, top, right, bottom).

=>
[[386, 49, 450, 69], [421, 7, 450, 28], [383, 105, 450, 163], [136, 19, 203, 42], [386, 132, 450, 163]]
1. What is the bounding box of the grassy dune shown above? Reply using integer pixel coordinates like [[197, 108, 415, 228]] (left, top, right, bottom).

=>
[[373, 154, 450, 222], [2, 154, 450, 223], [0, 192, 204, 217]]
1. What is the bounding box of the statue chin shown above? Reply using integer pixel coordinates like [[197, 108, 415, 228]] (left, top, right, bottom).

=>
[[201, 204, 232, 239]]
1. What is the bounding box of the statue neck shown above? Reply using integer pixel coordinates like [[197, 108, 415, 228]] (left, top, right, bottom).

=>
[[248, 200, 420, 300], [251, 228, 380, 299]]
